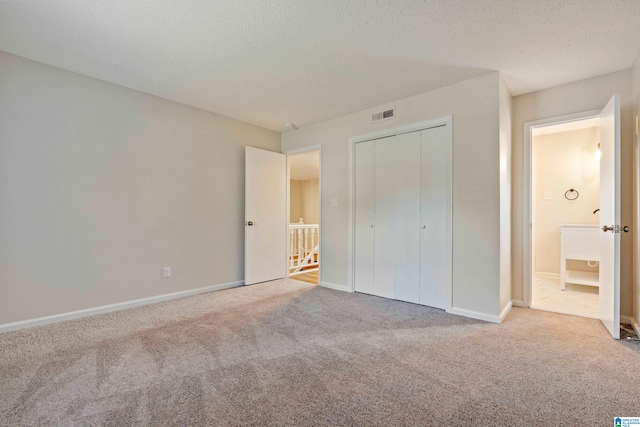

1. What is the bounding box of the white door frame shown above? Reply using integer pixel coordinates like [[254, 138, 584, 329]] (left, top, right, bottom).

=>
[[347, 116, 453, 312], [282, 145, 322, 283], [522, 109, 602, 307]]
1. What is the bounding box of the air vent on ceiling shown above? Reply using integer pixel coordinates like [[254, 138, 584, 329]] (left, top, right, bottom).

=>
[[372, 108, 395, 123]]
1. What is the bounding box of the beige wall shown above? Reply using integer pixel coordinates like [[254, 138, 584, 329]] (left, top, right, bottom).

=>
[[532, 127, 600, 275], [301, 179, 319, 224], [282, 72, 506, 319], [290, 180, 303, 223], [499, 76, 513, 312], [512, 69, 634, 318], [0, 52, 280, 324], [290, 179, 319, 224]]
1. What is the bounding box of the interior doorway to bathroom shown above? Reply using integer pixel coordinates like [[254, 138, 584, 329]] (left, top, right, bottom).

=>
[[287, 150, 320, 285], [530, 117, 602, 318], [525, 94, 622, 339]]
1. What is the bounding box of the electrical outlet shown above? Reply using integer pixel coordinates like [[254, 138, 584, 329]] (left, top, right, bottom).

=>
[[331, 198, 339, 207], [543, 192, 553, 201], [162, 267, 171, 278]]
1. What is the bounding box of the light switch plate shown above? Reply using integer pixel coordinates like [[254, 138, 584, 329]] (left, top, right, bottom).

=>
[[162, 267, 171, 278]]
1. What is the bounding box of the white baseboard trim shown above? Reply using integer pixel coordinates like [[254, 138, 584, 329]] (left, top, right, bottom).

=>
[[511, 299, 527, 307], [499, 301, 513, 322], [533, 272, 560, 279], [620, 316, 639, 338], [319, 281, 350, 292], [447, 306, 501, 324], [620, 315, 635, 326], [0, 280, 244, 334], [529, 305, 599, 320]]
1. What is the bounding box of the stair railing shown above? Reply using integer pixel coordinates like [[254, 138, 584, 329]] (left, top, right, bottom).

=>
[[289, 219, 319, 274]]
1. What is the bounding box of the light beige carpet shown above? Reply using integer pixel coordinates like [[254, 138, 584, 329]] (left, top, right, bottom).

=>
[[1, 278, 639, 426]]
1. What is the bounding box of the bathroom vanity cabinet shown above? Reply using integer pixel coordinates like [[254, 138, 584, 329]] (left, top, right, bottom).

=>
[[560, 224, 599, 290]]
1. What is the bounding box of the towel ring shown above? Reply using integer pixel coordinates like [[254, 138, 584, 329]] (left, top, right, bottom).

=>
[[564, 188, 579, 200]]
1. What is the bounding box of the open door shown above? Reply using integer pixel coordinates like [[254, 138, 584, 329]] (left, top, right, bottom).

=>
[[599, 94, 621, 339], [245, 147, 286, 285]]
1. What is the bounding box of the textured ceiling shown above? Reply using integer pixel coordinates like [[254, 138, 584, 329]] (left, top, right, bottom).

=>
[[1, 1, 640, 131]]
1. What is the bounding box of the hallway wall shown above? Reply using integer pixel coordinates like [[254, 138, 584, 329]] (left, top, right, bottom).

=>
[[290, 179, 319, 224]]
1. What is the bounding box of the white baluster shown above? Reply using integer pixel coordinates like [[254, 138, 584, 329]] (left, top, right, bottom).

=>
[[304, 228, 309, 265], [297, 227, 303, 267], [288, 224, 319, 273], [289, 228, 294, 269], [311, 229, 315, 265]]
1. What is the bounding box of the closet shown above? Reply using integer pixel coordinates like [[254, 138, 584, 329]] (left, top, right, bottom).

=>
[[354, 123, 451, 310]]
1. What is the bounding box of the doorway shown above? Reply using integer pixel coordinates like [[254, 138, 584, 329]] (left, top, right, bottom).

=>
[[287, 149, 320, 284], [523, 94, 622, 339], [530, 117, 601, 318], [244, 146, 321, 287]]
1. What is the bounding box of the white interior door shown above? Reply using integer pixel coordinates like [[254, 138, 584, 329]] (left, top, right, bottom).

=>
[[393, 132, 421, 304], [374, 136, 398, 299], [420, 125, 452, 310], [245, 147, 286, 285], [354, 140, 375, 295], [371, 133, 421, 301], [599, 93, 621, 339], [353, 125, 451, 306]]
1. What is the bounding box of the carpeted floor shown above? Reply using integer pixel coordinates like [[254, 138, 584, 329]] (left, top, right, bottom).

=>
[[1, 279, 639, 426]]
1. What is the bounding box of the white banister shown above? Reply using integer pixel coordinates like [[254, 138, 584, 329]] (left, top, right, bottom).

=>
[[297, 227, 303, 266], [289, 228, 295, 270], [289, 220, 319, 274]]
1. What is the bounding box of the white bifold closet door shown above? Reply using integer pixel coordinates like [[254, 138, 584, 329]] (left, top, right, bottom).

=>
[[419, 125, 450, 309], [374, 132, 421, 302], [354, 140, 375, 296], [354, 124, 450, 310]]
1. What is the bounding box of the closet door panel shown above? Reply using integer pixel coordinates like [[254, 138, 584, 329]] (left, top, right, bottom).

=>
[[394, 132, 421, 304], [354, 140, 375, 295], [374, 137, 397, 299], [420, 125, 451, 309]]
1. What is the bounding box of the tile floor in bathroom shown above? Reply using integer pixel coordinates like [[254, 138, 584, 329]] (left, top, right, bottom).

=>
[[531, 275, 599, 319]]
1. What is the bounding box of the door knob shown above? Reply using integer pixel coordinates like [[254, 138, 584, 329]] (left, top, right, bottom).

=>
[[422, 225, 426, 229], [623, 225, 630, 233], [602, 225, 614, 232], [369, 224, 374, 228], [246, 221, 254, 226]]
